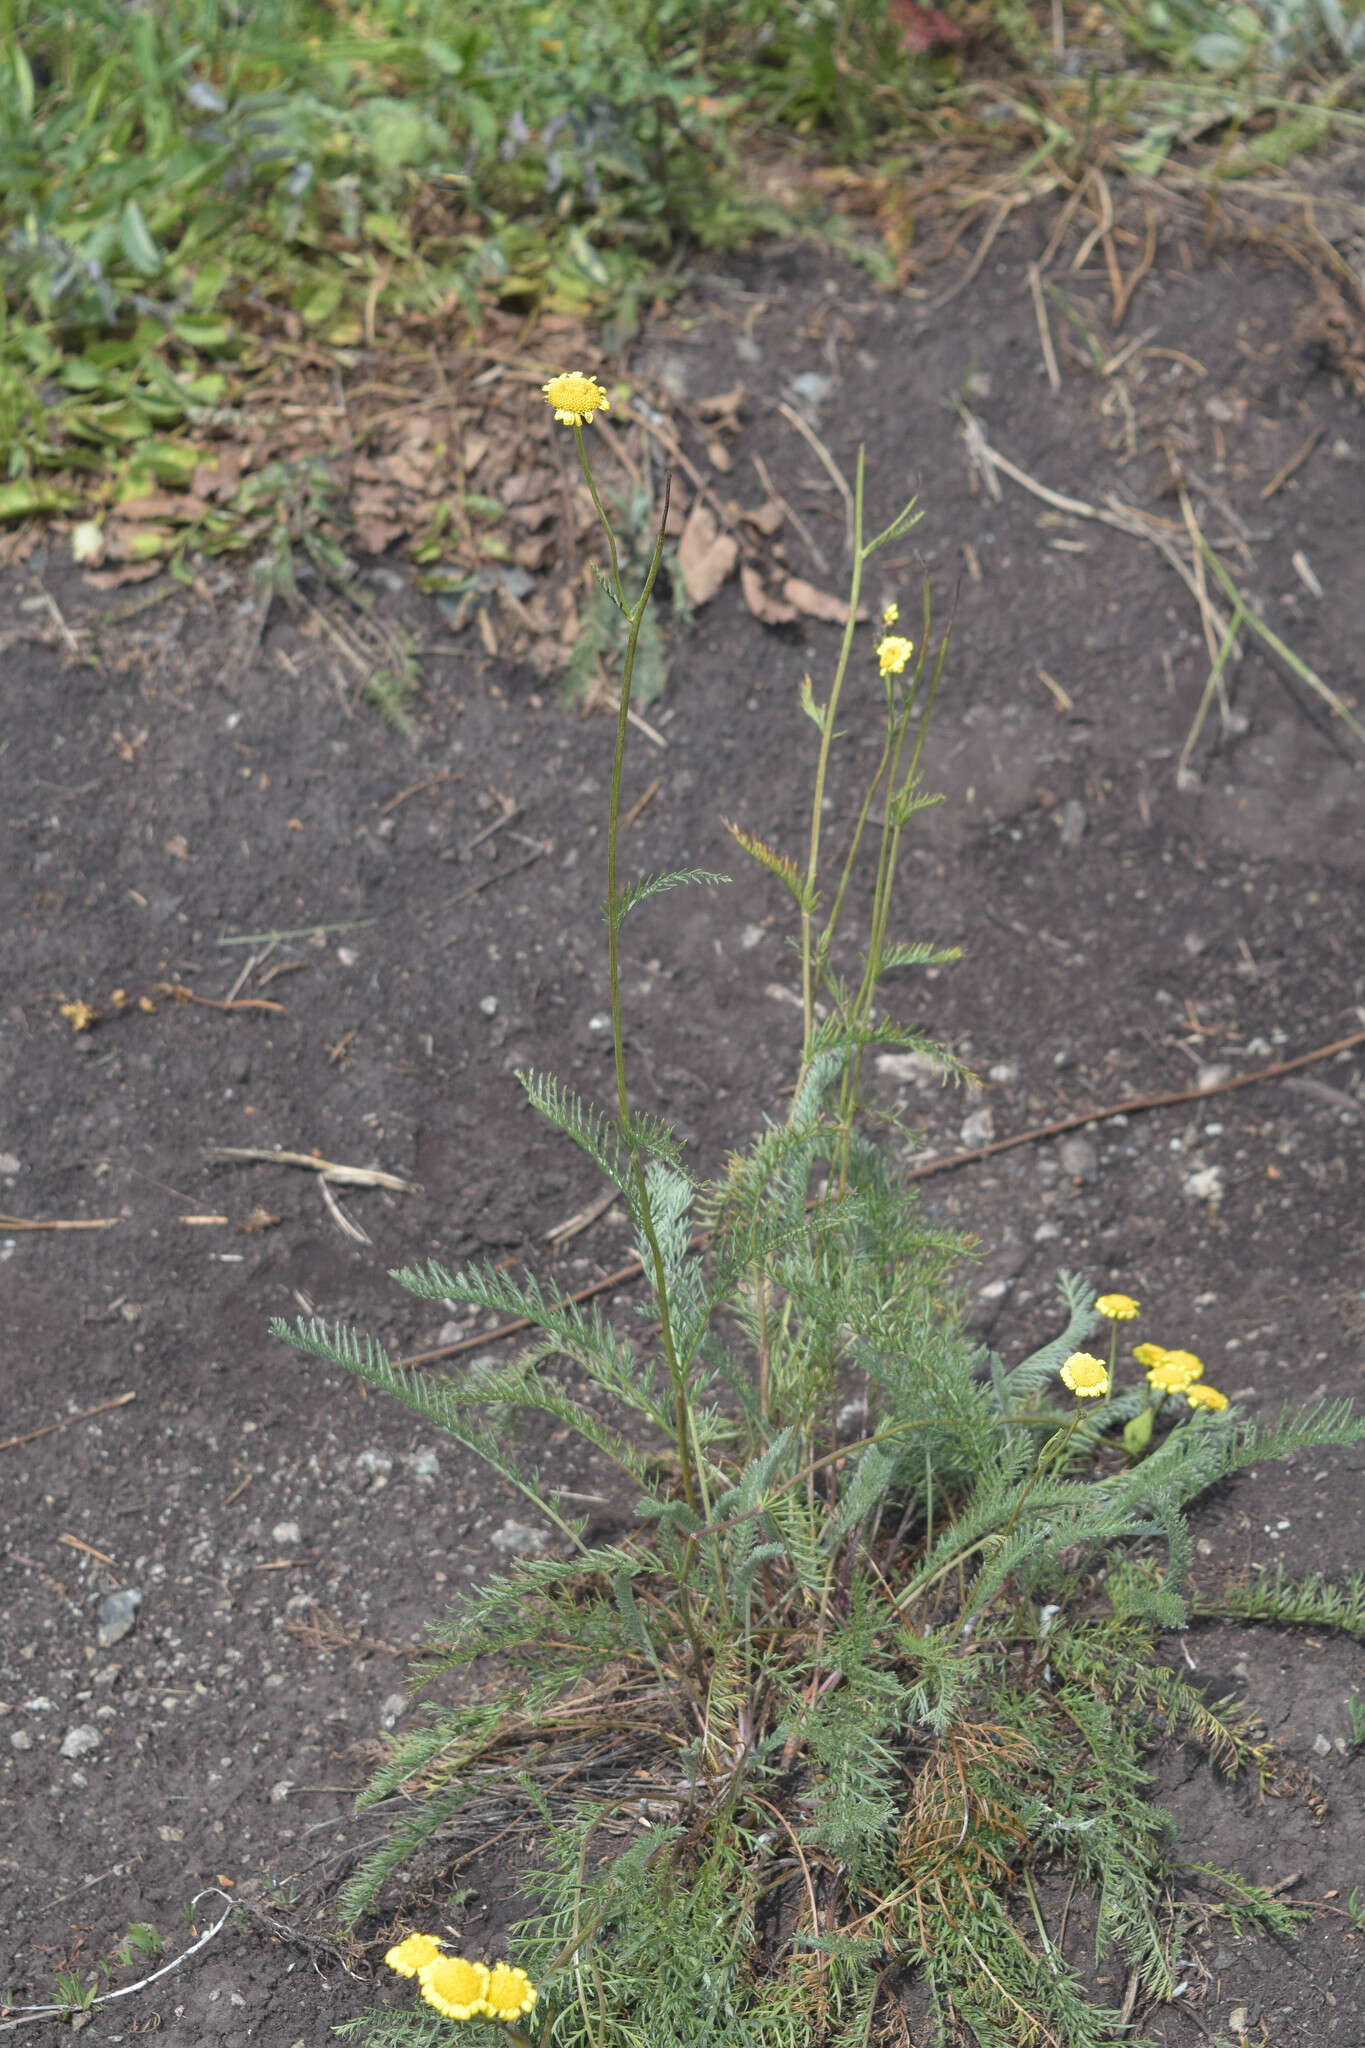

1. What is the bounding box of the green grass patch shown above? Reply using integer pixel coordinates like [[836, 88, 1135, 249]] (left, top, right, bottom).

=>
[[3, 0, 1363, 572]]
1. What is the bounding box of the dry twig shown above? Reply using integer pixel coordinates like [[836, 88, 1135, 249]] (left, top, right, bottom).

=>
[[0, 1390, 135, 1454], [203, 1146, 418, 1191]]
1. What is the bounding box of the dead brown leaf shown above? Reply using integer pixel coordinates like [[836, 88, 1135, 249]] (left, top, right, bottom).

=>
[[743, 499, 785, 537], [741, 563, 799, 626], [118, 493, 210, 523], [696, 385, 747, 427], [782, 577, 864, 625], [240, 1208, 282, 1233], [677, 501, 738, 607], [85, 560, 165, 588]]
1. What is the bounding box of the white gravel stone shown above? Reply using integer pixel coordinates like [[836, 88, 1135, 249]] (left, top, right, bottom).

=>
[[60, 1725, 100, 1760], [960, 1108, 995, 1149], [491, 1520, 548, 1555], [875, 1050, 941, 1089]]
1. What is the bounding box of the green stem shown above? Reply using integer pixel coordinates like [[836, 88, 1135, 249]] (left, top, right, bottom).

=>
[[799, 447, 866, 1077], [574, 419, 624, 608], [599, 489, 702, 1526]]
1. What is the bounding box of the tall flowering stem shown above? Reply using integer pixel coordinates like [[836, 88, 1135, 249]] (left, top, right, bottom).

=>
[[571, 419, 704, 1527]]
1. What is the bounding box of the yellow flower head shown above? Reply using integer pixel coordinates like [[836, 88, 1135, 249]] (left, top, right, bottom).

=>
[[1060, 1351, 1109, 1398], [386, 1933, 444, 1978], [877, 634, 915, 678], [1185, 1383, 1229, 1412], [485, 1963, 538, 2019], [1095, 1293, 1139, 1321], [542, 370, 611, 426], [1132, 1343, 1168, 1369], [418, 1956, 492, 2021], [882, 601, 899, 625], [1146, 1352, 1202, 1393]]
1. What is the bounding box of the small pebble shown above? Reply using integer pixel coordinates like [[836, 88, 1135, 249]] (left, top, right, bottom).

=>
[[0, 1152, 21, 1176], [1197, 1062, 1232, 1093], [60, 1725, 100, 1761], [978, 1277, 1013, 1302], [1184, 1165, 1224, 1202], [490, 1520, 548, 1555], [1033, 1221, 1060, 1242], [355, 1449, 393, 1477], [987, 1064, 1018, 1084], [10, 1729, 33, 1751], [403, 1448, 440, 1482], [960, 1108, 995, 1150], [97, 1588, 142, 1649], [270, 1780, 293, 1803], [1057, 797, 1087, 847], [270, 1521, 302, 1547], [479, 995, 499, 1016], [1058, 1134, 1098, 1180], [875, 1050, 941, 1089], [380, 1693, 410, 1729]]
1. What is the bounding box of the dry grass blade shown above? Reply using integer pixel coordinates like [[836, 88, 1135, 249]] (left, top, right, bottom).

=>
[[0, 1213, 119, 1231], [203, 1145, 419, 1191], [777, 401, 856, 556], [0, 1390, 136, 1453], [1195, 533, 1365, 747]]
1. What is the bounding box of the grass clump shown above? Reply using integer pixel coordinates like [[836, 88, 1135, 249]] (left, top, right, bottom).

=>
[[277, 380, 1365, 2048]]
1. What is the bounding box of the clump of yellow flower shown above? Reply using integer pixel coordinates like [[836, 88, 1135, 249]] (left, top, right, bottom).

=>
[[419, 1956, 492, 2021], [385, 1938, 539, 2024], [877, 634, 915, 678], [485, 1963, 538, 2019], [386, 1933, 445, 1978], [1185, 1383, 1229, 1412], [1060, 1352, 1109, 1398], [542, 370, 611, 425], [1132, 1342, 1167, 1369], [882, 601, 899, 625], [1096, 1293, 1139, 1321], [1146, 1349, 1204, 1393]]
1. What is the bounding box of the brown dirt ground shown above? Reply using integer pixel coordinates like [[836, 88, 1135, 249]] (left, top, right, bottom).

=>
[[3, 191, 1365, 2048]]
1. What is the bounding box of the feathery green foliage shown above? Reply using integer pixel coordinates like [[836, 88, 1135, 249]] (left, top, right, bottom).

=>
[[275, 425, 1364, 2048]]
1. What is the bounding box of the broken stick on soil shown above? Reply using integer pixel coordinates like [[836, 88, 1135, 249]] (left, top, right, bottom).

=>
[[0, 1213, 119, 1231], [0, 1390, 136, 1454], [203, 1146, 419, 1191]]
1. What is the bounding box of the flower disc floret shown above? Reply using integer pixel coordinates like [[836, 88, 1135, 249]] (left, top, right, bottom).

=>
[[1185, 1383, 1229, 1412], [542, 371, 611, 425], [418, 1956, 492, 2020], [877, 634, 915, 678], [386, 1933, 444, 1978], [485, 1963, 538, 2018], [1156, 1349, 1204, 1388], [1096, 1293, 1139, 1320], [1060, 1351, 1109, 1398]]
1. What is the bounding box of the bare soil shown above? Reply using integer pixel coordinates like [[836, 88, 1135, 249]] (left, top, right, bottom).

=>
[[3, 197, 1364, 2047]]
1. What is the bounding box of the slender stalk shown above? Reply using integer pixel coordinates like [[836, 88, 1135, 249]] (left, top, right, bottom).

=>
[[573, 418, 624, 607], [799, 448, 866, 1073]]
